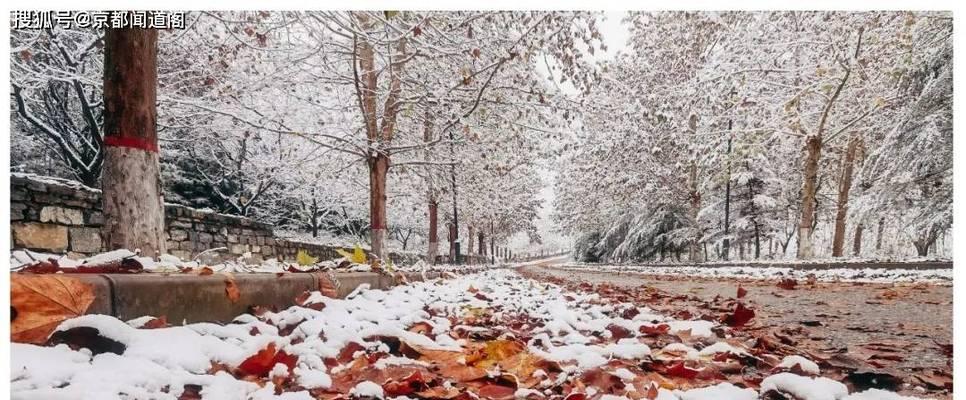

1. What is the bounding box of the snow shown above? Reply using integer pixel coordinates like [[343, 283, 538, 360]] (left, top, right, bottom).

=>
[[561, 264, 952, 284], [349, 381, 384, 398], [843, 389, 926, 400], [778, 355, 821, 374], [674, 382, 758, 400], [11, 270, 930, 399], [759, 373, 849, 400]]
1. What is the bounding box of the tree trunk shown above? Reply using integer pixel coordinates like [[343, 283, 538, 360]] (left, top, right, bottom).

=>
[[797, 30, 860, 259], [753, 221, 761, 259], [448, 223, 457, 262], [478, 231, 485, 257], [101, 26, 166, 256], [688, 162, 703, 262], [427, 199, 438, 264], [368, 154, 389, 259], [723, 122, 733, 261], [852, 223, 864, 256], [467, 225, 475, 255], [831, 135, 861, 257], [875, 217, 885, 252], [353, 15, 407, 260], [797, 133, 822, 259]]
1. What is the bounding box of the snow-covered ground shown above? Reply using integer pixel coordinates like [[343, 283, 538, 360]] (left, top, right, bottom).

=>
[[9, 248, 503, 275], [11, 270, 933, 399], [558, 264, 952, 285]]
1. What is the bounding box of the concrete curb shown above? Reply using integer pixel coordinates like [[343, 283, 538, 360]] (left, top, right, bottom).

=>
[[59, 270, 444, 324]]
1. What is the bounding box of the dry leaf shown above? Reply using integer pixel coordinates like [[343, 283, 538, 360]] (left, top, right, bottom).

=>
[[225, 278, 241, 303], [11, 275, 96, 343]]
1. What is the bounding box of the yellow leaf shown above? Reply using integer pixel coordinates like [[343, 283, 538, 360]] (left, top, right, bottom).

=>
[[336, 244, 367, 264], [296, 249, 318, 266]]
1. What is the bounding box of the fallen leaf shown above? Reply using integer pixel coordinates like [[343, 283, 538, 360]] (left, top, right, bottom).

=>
[[225, 278, 241, 303], [777, 278, 798, 290], [11, 275, 96, 343], [737, 285, 748, 299], [237, 342, 297, 377], [48, 326, 126, 355], [665, 362, 700, 379], [723, 303, 755, 327]]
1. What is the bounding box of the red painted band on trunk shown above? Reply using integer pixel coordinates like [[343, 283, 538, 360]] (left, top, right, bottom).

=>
[[371, 224, 386, 230], [104, 135, 159, 152]]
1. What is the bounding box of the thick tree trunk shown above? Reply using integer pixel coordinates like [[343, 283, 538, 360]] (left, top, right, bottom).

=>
[[368, 154, 389, 259], [353, 15, 407, 261], [467, 225, 475, 255], [852, 223, 864, 256], [448, 223, 457, 262], [101, 26, 166, 256], [797, 133, 822, 259], [831, 135, 861, 257]]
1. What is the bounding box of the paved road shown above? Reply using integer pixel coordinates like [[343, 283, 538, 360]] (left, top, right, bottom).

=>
[[521, 264, 952, 373]]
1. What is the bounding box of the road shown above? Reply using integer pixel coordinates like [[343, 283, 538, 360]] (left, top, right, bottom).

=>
[[519, 262, 953, 396]]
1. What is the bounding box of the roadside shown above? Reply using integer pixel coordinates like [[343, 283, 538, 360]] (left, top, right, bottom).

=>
[[521, 263, 953, 398]]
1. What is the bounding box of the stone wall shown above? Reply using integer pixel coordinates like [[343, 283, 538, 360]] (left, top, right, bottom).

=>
[[10, 174, 420, 265]]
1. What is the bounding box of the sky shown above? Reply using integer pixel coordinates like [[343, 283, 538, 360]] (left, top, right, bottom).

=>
[[508, 11, 630, 254]]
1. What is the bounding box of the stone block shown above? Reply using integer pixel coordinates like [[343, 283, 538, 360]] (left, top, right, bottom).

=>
[[198, 232, 214, 243], [169, 220, 193, 229], [11, 202, 27, 221], [169, 229, 188, 242], [229, 244, 248, 254], [12, 222, 68, 251], [69, 227, 103, 253], [86, 211, 104, 225], [40, 206, 84, 225]]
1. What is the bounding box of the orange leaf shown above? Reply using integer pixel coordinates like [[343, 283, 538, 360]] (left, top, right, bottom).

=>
[[225, 278, 241, 303], [11, 275, 95, 343]]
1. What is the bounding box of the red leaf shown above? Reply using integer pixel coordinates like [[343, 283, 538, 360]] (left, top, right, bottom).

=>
[[606, 324, 632, 340], [383, 370, 429, 396], [639, 323, 670, 336], [665, 362, 700, 379], [295, 291, 325, 311], [723, 303, 756, 327], [478, 384, 516, 400], [141, 316, 168, 329], [737, 285, 748, 298], [777, 278, 798, 290], [237, 342, 298, 377]]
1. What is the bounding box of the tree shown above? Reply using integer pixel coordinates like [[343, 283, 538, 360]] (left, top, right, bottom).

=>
[[100, 25, 166, 255], [11, 26, 104, 186]]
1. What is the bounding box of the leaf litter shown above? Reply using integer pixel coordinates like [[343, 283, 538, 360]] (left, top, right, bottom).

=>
[[10, 269, 947, 399]]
